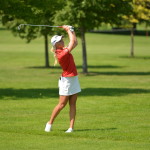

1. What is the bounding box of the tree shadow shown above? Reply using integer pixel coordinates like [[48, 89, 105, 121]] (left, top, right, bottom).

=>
[[76, 65, 123, 69], [0, 88, 58, 100], [0, 87, 149, 100], [27, 65, 150, 77], [81, 88, 150, 96], [27, 65, 123, 70], [86, 71, 150, 76], [120, 56, 150, 60]]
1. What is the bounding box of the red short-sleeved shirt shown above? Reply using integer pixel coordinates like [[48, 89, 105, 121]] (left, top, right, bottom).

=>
[[55, 48, 78, 77]]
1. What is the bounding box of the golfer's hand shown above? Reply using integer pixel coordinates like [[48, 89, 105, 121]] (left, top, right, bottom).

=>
[[62, 25, 69, 31], [62, 25, 74, 32]]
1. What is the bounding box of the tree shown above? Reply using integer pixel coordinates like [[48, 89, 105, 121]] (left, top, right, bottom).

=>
[[0, 0, 132, 71], [53, 0, 132, 73], [0, 0, 64, 67], [123, 0, 150, 57]]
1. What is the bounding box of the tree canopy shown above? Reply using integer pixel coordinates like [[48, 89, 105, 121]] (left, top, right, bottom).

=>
[[54, 0, 132, 31], [122, 0, 150, 57], [0, 0, 64, 42], [0, 0, 133, 71], [0, 0, 64, 67], [123, 0, 150, 25]]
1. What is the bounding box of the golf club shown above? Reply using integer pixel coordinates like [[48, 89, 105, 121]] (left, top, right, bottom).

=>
[[18, 24, 74, 31]]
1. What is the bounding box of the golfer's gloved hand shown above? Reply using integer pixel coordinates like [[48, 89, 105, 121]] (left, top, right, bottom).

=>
[[63, 25, 74, 32], [67, 25, 74, 32]]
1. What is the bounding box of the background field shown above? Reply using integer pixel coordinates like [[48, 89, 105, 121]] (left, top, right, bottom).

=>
[[0, 29, 150, 150]]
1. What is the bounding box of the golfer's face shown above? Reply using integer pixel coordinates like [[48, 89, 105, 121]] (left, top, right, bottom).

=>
[[59, 39, 64, 47]]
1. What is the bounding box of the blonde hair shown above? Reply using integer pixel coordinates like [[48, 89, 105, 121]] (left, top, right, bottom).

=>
[[50, 46, 58, 66]]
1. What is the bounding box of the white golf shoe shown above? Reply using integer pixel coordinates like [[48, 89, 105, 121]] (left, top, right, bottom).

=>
[[65, 128, 73, 133], [45, 123, 52, 132]]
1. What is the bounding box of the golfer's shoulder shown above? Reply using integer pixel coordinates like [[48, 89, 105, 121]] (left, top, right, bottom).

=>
[[64, 47, 70, 53]]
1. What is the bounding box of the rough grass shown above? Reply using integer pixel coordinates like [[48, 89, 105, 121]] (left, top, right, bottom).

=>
[[0, 29, 150, 150]]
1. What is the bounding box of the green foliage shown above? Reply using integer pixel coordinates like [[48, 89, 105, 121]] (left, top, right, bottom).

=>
[[123, 0, 150, 27], [0, 0, 133, 40], [0, 0, 64, 42], [54, 0, 132, 32]]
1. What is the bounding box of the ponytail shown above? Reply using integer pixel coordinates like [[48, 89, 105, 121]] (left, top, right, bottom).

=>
[[50, 47, 58, 66]]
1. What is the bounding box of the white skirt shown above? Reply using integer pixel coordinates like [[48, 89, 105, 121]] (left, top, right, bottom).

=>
[[58, 76, 81, 96]]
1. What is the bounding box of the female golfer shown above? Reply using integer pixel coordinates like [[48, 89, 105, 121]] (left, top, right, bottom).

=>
[[45, 25, 81, 133]]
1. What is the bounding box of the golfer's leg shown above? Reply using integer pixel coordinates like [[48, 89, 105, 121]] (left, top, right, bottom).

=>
[[48, 96, 69, 124], [69, 94, 78, 129]]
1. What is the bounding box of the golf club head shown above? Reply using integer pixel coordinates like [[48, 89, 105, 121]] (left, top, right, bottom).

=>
[[17, 24, 23, 30], [18, 26, 21, 30]]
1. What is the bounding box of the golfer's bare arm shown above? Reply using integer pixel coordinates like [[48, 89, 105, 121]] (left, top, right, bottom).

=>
[[67, 30, 78, 51], [62, 25, 78, 52]]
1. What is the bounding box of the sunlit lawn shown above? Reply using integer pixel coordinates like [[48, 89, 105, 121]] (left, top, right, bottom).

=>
[[0, 29, 150, 150]]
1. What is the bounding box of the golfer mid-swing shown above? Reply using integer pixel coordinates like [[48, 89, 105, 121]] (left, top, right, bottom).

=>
[[45, 25, 81, 133]]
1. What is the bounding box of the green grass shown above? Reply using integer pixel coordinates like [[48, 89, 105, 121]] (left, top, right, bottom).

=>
[[0, 29, 150, 150]]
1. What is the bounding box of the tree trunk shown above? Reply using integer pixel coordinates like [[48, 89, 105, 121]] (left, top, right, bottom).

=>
[[130, 27, 134, 57], [80, 28, 88, 73], [44, 34, 50, 67], [133, 23, 137, 29], [146, 24, 149, 37]]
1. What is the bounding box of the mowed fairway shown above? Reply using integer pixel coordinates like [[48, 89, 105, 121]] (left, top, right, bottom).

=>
[[0, 29, 150, 150]]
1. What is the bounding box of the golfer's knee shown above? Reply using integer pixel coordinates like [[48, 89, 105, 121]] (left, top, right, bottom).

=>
[[58, 103, 66, 110], [69, 103, 76, 109]]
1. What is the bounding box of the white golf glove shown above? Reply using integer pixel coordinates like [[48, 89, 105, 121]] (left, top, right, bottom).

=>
[[67, 25, 74, 32]]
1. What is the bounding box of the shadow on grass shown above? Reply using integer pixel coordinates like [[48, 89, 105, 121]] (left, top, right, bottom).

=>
[[75, 128, 117, 132], [26, 65, 150, 76], [60, 127, 117, 132], [81, 88, 150, 96], [27, 65, 123, 70], [86, 71, 150, 76], [120, 56, 150, 60], [0, 88, 149, 100], [0, 88, 58, 100]]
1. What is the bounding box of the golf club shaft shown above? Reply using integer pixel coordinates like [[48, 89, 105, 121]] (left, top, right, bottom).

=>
[[18, 24, 78, 32], [18, 24, 62, 30], [22, 24, 62, 27]]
